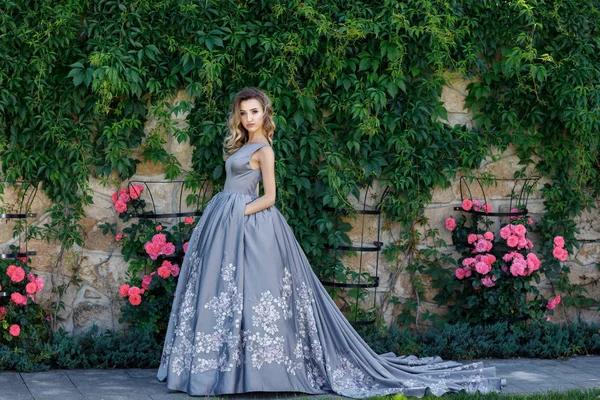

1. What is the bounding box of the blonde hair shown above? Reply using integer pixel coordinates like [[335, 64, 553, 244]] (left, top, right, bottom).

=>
[[224, 87, 275, 157]]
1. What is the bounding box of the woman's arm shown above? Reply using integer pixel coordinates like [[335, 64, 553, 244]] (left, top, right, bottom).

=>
[[244, 146, 276, 216]]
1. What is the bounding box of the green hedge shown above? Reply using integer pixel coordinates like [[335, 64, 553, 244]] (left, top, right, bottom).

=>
[[2, 321, 599, 372]]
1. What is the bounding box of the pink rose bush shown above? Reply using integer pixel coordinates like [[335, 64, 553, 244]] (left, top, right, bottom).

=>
[[1, 260, 47, 343], [444, 203, 569, 323], [106, 190, 198, 332], [111, 184, 145, 214]]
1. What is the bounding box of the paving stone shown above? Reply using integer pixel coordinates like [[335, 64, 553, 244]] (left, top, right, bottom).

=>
[[21, 370, 82, 398]]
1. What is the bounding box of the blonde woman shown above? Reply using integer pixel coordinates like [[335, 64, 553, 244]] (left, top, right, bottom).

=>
[[157, 87, 502, 398]]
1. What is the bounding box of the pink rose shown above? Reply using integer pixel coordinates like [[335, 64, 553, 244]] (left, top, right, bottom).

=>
[[507, 235, 519, 247], [111, 192, 118, 203], [553, 236, 565, 248], [118, 284, 130, 297], [183, 242, 189, 253], [475, 239, 489, 253], [463, 267, 472, 278], [455, 268, 466, 280], [482, 254, 496, 265], [499, 225, 511, 240], [155, 225, 163, 231], [144, 242, 161, 260], [514, 224, 527, 237], [527, 217, 534, 225], [118, 193, 131, 203], [517, 237, 529, 249], [114, 200, 127, 213], [483, 203, 492, 213], [184, 216, 195, 225], [483, 231, 494, 241], [129, 294, 142, 306], [6, 265, 16, 277], [546, 295, 561, 310], [115, 232, 123, 242], [157, 266, 171, 279], [553, 246, 568, 262], [34, 277, 44, 292], [481, 276, 495, 288], [129, 184, 144, 200], [152, 233, 167, 245], [0, 306, 6, 320], [510, 258, 527, 276], [170, 265, 180, 277], [128, 286, 141, 296], [119, 188, 128, 195], [161, 242, 176, 256], [142, 275, 152, 290], [461, 199, 473, 211], [475, 261, 491, 275], [9, 324, 21, 337], [467, 234, 477, 244], [462, 257, 476, 267], [26, 282, 38, 295], [11, 267, 25, 283], [11, 292, 28, 306], [526, 253, 541, 271]]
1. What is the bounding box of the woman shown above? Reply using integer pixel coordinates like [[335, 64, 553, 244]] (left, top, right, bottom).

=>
[[157, 87, 502, 398]]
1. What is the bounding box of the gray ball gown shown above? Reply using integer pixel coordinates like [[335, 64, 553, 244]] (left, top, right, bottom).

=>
[[157, 142, 502, 398]]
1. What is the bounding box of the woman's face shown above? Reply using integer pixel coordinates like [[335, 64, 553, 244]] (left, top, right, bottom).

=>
[[239, 98, 265, 137]]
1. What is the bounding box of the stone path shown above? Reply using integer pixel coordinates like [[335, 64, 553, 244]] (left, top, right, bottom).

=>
[[1, 356, 599, 399]]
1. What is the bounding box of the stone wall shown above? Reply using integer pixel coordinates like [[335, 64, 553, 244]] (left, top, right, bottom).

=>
[[1, 84, 598, 333]]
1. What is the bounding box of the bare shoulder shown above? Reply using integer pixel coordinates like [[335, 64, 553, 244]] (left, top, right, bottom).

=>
[[258, 145, 275, 160]]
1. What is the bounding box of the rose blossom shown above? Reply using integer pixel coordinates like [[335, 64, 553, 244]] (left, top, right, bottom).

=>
[[34, 277, 44, 292], [474, 239, 489, 253], [506, 235, 519, 247], [475, 262, 491, 275], [26, 282, 38, 295], [119, 284, 130, 297], [129, 184, 144, 199], [514, 224, 527, 237], [546, 295, 561, 310], [115, 232, 123, 242], [111, 192, 118, 203], [129, 294, 142, 306], [463, 267, 472, 277], [11, 292, 28, 306], [9, 324, 21, 337], [553, 246, 568, 262], [467, 234, 477, 244], [445, 218, 456, 231], [156, 225, 163, 231], [481, 276, 495, 287], [114, 200, 127, 213], [184, 216, 195, 225], [162, 242, 176, 256], [118, 193, 131, 203], [526, 253, 541, 271], [0, 306, 6, 320], [482, 203, 492, 213], [144, 242, 161, 260], [128, 286, 141, 296], [500, 225, 512, 240], [142, 275, 153, 290], [510, 259, 527, 276], [152, 233, 167, 245], [553, 236, 565, 248], [483, 231, 494, 241], [8, 266, 25, 283], [158, 265, 171, 279], [455, 268, 466, 280], [461, 199, 473, 211]]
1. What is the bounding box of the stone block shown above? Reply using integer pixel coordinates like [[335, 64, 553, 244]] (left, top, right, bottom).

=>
[[81, 217, 114, 252], [575, 242, 600, 265], [431, 185, 456, 204], [77, 250, 129, 295], [574, 209, 600, 241], [442, 112, 474, 128], [72, 300, 115, 335], [441, 76, 472, 113]]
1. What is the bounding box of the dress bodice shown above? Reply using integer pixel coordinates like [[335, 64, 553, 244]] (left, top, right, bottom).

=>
[[223, 143, 269, 196]]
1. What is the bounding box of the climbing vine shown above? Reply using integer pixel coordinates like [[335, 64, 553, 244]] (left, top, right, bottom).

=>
[[0, 0, 598, 329]]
